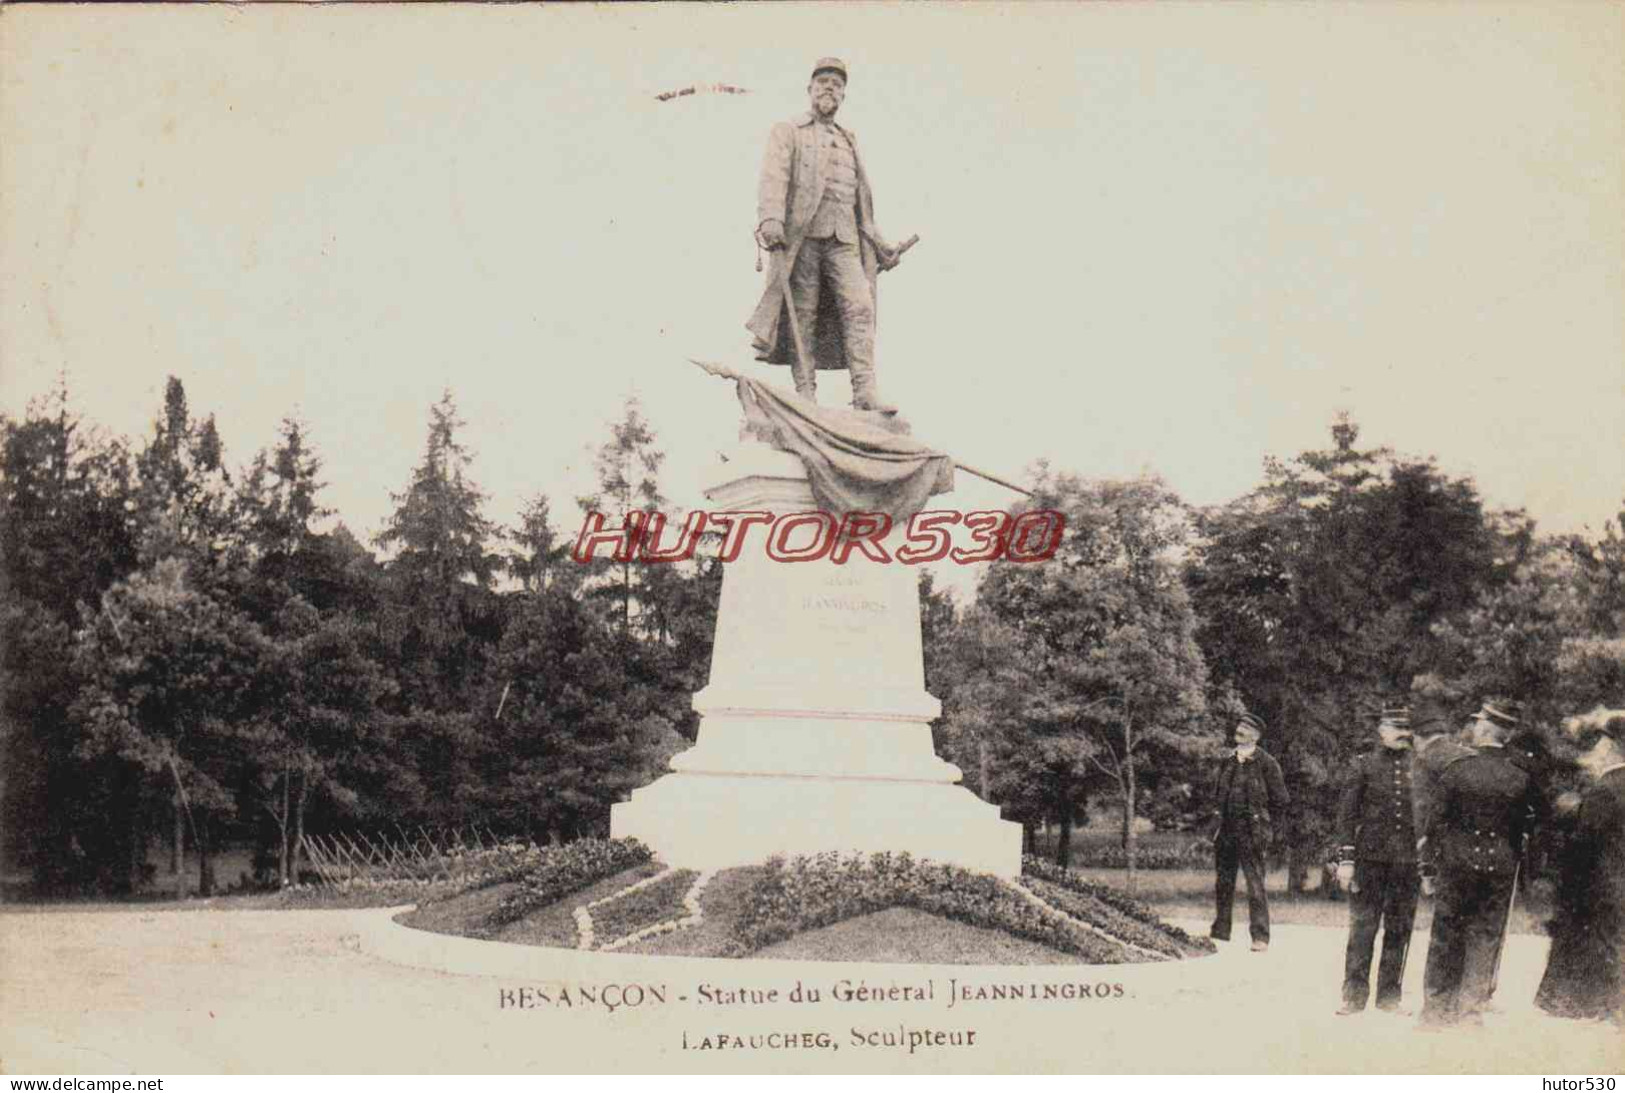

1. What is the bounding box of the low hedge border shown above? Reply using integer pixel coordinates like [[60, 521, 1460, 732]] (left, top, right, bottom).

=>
[[1022, 856, 1215, 956], [483, 837, 653, 933], [1020, 877, 1183, 960], [724, 852, 1142, 963]]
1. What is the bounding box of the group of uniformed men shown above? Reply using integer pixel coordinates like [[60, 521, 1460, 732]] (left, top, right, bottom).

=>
[[1209, 699, 1625, 1029]]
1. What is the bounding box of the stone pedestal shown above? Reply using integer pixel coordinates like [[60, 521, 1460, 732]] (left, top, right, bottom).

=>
[[611, 443, 1021, 877]]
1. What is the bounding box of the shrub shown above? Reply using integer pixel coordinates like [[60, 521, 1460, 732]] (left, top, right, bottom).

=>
[[724, 852, 1147, 962], [483, 837, 653, 933]]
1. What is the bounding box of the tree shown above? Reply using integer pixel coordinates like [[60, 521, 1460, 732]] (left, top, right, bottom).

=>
[[375, 390, 502, 712], [231, 417, 392, 885], [133, 377, 236, 573], [232, 416, 330, 614], [1431, 509, 1625, 729], [254, 603, 394, 885], [0, 381, 139, 890], [481, 592, 684, 840], [505, 493, 576, 596], [576, 395, 667, 638], [961, 472, 1215, 879], [73, 558, 273, 896], [935, 603, 1042, 849]]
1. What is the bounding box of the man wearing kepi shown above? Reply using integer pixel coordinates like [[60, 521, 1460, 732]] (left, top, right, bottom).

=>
[[1210, 712, 1289, 952], [1417, 699, 1542, 1028], [748, 58, 903, 412], [1334, 705, 1421, 1016]]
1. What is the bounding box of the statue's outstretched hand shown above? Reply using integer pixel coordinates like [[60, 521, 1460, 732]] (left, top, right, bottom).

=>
[[876, 234, 919, 272]]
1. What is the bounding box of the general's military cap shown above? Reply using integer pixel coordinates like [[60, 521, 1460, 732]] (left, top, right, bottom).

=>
[[811, 57, 848, 83], [1378, 704, 1412, 727], [1475, 699, 1520, 729], [1235, 711, 1266, 735]]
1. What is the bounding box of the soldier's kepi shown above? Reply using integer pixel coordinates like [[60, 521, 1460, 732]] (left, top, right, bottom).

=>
[[747, 57, 914, 414]]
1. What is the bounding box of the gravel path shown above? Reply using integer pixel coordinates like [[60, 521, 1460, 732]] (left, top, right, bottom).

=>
[[2, 906, 1619, 1074]]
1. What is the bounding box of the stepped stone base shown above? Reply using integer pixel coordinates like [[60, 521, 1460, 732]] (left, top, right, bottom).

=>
[[610, 442, 1022, 878], [611, 771, 1021, 877]]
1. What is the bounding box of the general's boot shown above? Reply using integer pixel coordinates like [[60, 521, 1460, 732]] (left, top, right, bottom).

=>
[[850, 379, 897, 415], [791, 356, 818, 404]]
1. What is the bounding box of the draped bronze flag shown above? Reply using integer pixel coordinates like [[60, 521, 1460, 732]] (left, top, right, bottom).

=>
[[733, 377, 954, 525]]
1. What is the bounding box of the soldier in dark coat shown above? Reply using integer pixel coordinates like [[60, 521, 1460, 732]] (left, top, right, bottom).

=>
[[1209, 712, 1290, 951], [1418, 700, 1543, 1028], [1335, 705, 1421, 1015], [1536, 707, 1625, 1024]]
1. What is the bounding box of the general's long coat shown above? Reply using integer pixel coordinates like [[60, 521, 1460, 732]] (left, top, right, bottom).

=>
[[1536, 766, 1625, 1021], [746, 112, 887, 372]]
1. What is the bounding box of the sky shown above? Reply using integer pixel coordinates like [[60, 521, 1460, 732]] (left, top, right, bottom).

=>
[[3, 3, 1622, 599]]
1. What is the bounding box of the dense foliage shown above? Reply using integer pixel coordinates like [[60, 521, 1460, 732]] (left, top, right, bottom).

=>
[[3, 375, 1621, 899], [0, 382, 714, 895]]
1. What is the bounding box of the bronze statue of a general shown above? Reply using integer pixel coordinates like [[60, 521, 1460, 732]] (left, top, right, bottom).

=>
[[746, 57, 907, 414]]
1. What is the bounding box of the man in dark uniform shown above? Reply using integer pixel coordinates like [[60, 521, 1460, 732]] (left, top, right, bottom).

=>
[[1210, 711, 1290, 952], [1537, 707, 1625, 1024], [1335, 704, 1421, 1016], [1418, 699, 1543, 1028]]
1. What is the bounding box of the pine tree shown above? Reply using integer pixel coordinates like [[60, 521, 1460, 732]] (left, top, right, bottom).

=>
[[576, 395, 667, 638], [375, 390, 501, 711]]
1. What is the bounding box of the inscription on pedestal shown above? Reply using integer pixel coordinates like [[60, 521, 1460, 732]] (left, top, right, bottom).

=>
[[802, 571, 890, 637]]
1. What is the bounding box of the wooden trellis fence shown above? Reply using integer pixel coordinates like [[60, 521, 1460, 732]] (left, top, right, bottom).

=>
[[299, 824, 514, 885]]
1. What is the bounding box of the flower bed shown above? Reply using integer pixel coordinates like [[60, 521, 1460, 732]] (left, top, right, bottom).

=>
[[1021, 856, 1214, 955], [724, 852, 1144, 963], [483, 837, 653, 932]]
